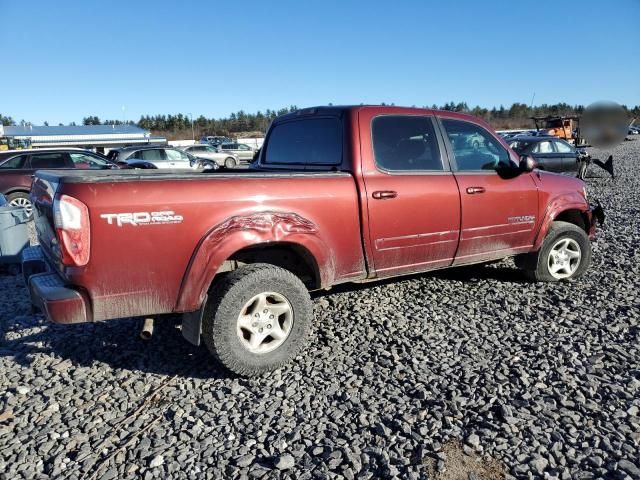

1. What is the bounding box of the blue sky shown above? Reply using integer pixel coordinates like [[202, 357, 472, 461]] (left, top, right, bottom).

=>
[[1, 0, 638, 124]]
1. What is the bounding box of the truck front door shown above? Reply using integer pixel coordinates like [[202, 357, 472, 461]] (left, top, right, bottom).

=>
[[438, 117, 539, 265], [359, 111, 461, 278]]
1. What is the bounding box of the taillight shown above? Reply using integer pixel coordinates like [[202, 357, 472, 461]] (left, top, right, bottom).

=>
[[53, 194, 90, 266]]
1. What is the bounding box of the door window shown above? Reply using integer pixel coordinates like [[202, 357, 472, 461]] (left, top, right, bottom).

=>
[[30, 153, 70, 168], [165, 149, 190, 161], [141, 149, 165, 161], [553, 140, 573, 153], [70, 153, 111, 169], [441, 119, 510, 171], [533, 141, 553, 153], [0, 155, 28, 169], [238, 144, 250, 151], [372, 115, 443, 171]]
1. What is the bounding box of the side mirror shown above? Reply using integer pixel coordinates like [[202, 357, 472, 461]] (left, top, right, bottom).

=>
[[519, 155, 536, 172]]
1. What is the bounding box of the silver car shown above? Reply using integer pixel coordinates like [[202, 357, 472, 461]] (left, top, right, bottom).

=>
[[180, 144, 240, 168], [218, 143, 255, 163]]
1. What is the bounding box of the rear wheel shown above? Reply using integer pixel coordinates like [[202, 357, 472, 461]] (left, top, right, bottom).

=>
[[7, 192, 33, 219], [224, 157, 237, 168], [517, 221, 591, 282], [202, 263, 313, 376]]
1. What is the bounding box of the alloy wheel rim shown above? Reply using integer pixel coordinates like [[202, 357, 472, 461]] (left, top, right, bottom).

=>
[[237, 292, 293, 354], [547, 238, 581, 279], [9, 197, 32, 216]]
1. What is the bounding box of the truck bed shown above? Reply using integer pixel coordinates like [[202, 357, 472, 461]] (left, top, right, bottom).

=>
[[31, 168, 366, 321], [35, 167, 342, 184]]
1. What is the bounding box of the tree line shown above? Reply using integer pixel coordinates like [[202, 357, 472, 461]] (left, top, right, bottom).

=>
[[2, 103, 639, 137]]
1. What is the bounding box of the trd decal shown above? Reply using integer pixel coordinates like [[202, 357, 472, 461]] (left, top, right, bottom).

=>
[[508, 215, 535, 224], [101, 211, 184, 227]]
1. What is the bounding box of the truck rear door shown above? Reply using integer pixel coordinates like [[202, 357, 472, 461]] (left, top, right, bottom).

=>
[[437, 116, 538, 265], [358, 110, 461, 277]]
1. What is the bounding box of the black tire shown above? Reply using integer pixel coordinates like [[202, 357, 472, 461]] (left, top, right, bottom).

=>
[[517, 221, 591, 282], [202, 263, 313, 376], [224, 157, 237, 168], [6, 192, 33, 219]]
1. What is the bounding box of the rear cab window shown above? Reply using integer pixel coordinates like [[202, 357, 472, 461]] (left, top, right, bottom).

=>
[[262, 117, 342, 168]]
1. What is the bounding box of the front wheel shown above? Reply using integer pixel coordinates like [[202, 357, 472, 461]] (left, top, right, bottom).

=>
[[202, 264, 313, 376], [517, 221, 591, 282], [224, 157, 237, 168]]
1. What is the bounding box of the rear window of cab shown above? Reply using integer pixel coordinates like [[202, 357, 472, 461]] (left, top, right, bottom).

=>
[[263, 117, 342, 166]]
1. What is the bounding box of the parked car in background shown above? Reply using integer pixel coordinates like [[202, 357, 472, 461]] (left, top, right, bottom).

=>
[[508, 136, 586, 175], [107, 146, 208, 170], [218, 142, 255, 163], [628, 126, 639, 135], [0, 148, 118, 217], [180, 144, 240, 168], [200, 136, 232, 146]]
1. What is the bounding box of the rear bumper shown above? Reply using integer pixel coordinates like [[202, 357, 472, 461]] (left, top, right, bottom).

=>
[[587, 202, 605, 238], [22, 246, 90, 324]]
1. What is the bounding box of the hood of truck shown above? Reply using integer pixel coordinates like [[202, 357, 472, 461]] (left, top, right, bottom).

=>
[[533, 170, 589, 213], [534, 170, 586, 196]]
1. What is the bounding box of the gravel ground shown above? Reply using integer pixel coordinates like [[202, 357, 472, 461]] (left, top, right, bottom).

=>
[[1, 140, 639, 479]]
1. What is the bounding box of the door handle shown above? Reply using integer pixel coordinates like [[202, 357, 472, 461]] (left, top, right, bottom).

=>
[[372, 190, 398, 200], [466, 186, 486, 194]]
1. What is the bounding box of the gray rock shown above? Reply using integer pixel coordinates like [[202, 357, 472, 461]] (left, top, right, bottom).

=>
[[235, 454, 254, 468], [618, 459, 640, 477], [530, 456, 548, 475], [274, 454, 295, 470], [466, 434, 480, 450]]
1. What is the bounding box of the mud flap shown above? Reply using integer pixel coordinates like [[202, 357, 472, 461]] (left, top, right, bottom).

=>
[[182, 295, 207, 347]]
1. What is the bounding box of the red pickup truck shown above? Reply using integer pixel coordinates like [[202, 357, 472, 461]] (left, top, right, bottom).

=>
[[25, 106, 604, 376]]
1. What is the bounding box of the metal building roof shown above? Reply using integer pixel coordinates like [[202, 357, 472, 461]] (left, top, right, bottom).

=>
[[4, 124, 149, 137]]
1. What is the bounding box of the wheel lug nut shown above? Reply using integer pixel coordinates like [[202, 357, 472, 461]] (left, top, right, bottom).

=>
[[267, 324, 272, 329], [252, 322, 258, 327], [269, 315, 274, 319], [263, 309, 268, 314], [254, 313, 259, 318], [259, 328, 263, 333]]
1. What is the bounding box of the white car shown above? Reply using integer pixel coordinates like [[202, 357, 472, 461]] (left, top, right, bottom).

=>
[[179, 144, 240, 168], [108, 146, 199, 170]]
